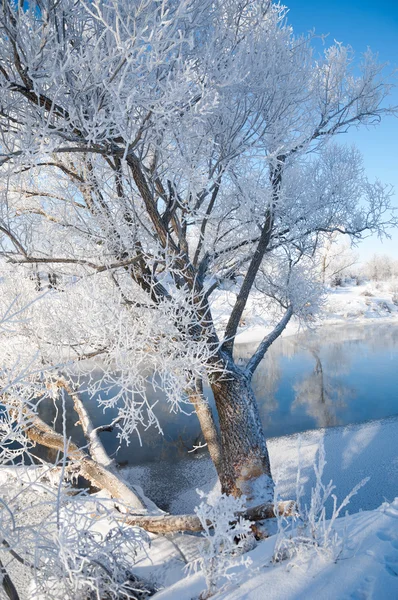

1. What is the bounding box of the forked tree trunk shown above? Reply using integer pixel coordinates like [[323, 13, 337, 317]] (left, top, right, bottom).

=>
[[210, 362, 273, 503]]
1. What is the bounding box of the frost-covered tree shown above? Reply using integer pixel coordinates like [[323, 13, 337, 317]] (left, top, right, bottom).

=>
[[364, 253, 395, 282], [316, 232, 359, 286], [0, 0, 396, 507]]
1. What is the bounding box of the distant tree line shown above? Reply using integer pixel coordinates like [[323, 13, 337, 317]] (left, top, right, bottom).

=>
[[316, 233, 398, 286], [362, 254, 398, 282]]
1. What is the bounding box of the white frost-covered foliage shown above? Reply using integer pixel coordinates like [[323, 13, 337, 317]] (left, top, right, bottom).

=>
[[0, 0, 395, 349], [273, 439, 369, 564], [0, 0, 395, 448], [315, 232, 359, 285], [192, 490, 252, 599], [0, 297, 155, 599], [29, 499, 151, 600], [257, 252, 325, 323], [0, 263, 222, 442], [0, 467, 152, 600]]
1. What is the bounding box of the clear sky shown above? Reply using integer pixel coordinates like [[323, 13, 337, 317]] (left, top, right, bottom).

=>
[[286, 0, 398, 261]]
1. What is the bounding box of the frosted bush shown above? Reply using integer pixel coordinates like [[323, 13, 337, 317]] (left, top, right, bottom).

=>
[[273, 439, 369, 565], [192, 490, 253, 599], [0, 488, 154, 600]]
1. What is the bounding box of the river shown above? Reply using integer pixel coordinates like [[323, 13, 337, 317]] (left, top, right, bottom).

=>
[[36, 322, 398, 468]]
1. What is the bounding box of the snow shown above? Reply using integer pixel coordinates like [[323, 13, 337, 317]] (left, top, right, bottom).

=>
[[210, 282, 398, 345], [157, 416, 398, 518], [122, 418, 398, 599], [1, 419, 398, 599], [139, 416, 398, 599], [151, 418, 398, 600], [155, 501, 398, 600], [322, 281, 398, 323]]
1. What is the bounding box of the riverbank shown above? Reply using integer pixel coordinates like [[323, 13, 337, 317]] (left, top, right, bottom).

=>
[[210, 281, 398, 345], [1, 416, 397, 599], [148, 416, 398, 599], [125, 415, 398, 518]]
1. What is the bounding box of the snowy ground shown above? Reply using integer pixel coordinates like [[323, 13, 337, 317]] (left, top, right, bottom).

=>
[[154, 501, 398, 600], [124, 417, 398, 600], [2, 281, 398, 599], [322, 280, 398, 323], [149, 417, 398, 600], [2, 416, 398, 600]]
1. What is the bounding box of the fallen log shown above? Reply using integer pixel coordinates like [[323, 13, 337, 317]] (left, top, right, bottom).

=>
[[122, 500, 296, 534]]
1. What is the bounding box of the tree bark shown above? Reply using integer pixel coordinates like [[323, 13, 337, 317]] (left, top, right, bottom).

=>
[[15, 404, 147, 512], [122, 500, 295, 534], [210, 358, 273, 503], [187, 378, 222, 476]]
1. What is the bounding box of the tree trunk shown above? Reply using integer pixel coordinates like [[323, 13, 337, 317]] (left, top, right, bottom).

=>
[[27, 416, 147, 510], [9, 400, 147, 512], [187, 378, 222, 476], [210, 361, 273, 503], [57, 377, 116, 469]]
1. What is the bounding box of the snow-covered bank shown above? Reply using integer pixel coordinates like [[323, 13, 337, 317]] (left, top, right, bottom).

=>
[[150, 417, 398, 600], [323, 281, 398, 323], [210, 282, 398, 345], [154, 501, 398, 600]]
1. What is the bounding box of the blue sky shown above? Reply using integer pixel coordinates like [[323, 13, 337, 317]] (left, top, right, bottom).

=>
[[286, 0, 398, 261]]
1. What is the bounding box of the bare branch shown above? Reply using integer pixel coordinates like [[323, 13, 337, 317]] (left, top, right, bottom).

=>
[[245, 305, 293, 378]]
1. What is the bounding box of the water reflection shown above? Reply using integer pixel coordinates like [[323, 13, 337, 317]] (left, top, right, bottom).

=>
[[36, 323, 398, 465], [236, 323, 398, 439], [292, 348, 353, 428]]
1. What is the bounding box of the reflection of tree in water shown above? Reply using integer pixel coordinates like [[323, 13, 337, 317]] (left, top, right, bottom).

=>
[[290, 323, 398, 430], [292, 345, 354, 428]]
